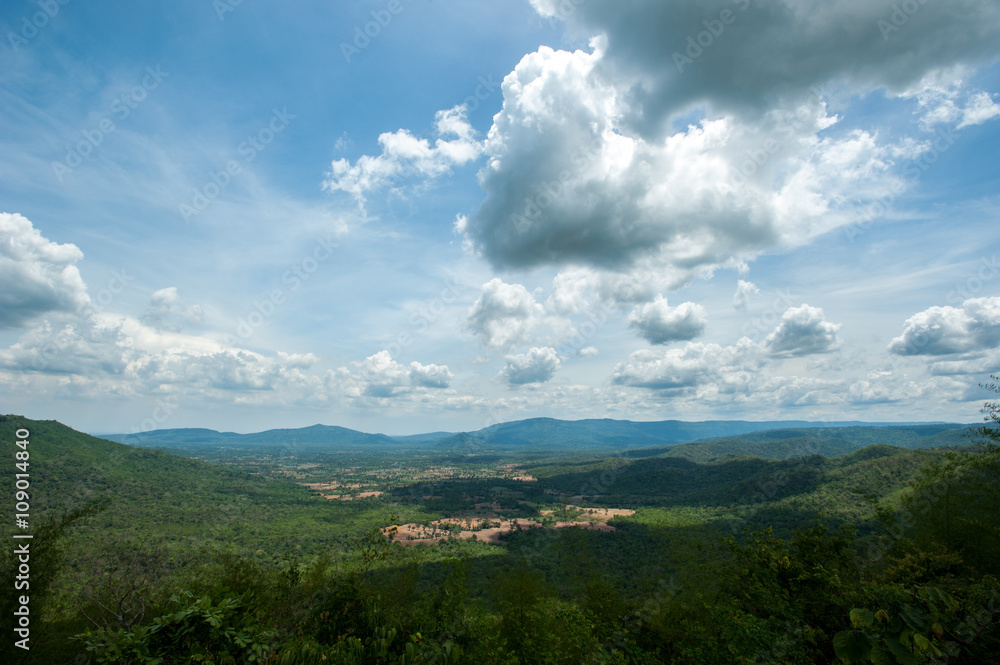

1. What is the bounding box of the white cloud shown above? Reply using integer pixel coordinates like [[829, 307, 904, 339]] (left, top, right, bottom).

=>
[[333, 351, 455, 399], [546, 270, 592, 315], [733, 279, 759, 311], [848, 370, 923, 405], [765, 376, 845, 408], [608, 340, 929, 410], [591, 262, 700, 305], [129, 346, 321, 394], [0, 213, 90, 329], [0, 309, 323, 398], [409, 361, 454, 389], [466, 278, 545, 349], [352, 350, 412, 397], [578, 346, 599, 358], [0, 316, 133, 375], [0, 227, 463, 409], [140, 287, 204, 333], [627, 295, 707, 345], [545, 265, 699, 312], [500, 346, 561, 385], [323, 105, 482, 207], [925, 350, 1000, 377], [765, 305, 842, 357], [901, 75, 1000, 129], [612, 338, 761, 392], [889, 297, 1000, 358], [458, 42, 910, 279], [959, 91, 1000, 128]]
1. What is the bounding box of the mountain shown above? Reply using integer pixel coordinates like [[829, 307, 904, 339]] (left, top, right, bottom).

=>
[[654, 424, 977, 463], [390, 431, 457, 444], [100, 417, 966, 453], [423, 417, 962, 453], [101, 423, 397, 449]]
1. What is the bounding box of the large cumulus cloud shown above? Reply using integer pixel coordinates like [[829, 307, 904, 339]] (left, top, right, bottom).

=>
[[335, 350, 455, 397], [764, 305, 842, 358], [531, 0, 1000, 132], [454, 0, 1000, 281], [466, 278, 545, 348], [612, 337, 761, 392], [0, 311, 457, 408], [889, 297, 1000, 375], [0, 213, 91, 329], [0, 310, 319, 391], [627, 295, 707, 344], [458, 43, 901, 275], [500, 346, 561, 385]]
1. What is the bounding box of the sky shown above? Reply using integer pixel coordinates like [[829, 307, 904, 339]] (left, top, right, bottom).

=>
[[1, 0, 1000, 437]]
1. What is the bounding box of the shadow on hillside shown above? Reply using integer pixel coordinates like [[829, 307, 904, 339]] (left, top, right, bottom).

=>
[[364, 499, 852, 607], [532, 455, 828, 508]]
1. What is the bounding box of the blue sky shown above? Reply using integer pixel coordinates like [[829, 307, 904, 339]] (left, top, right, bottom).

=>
[[2, 0, 1000, 436]]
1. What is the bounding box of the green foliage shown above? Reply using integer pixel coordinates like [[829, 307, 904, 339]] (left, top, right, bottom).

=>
[[354, 514, 399, 576], [895, 440, 1000, 576], [976, 374, 1000, 454], [75, 591, 275, 664], [663, 425, 973, 463], [834, 586, 961, 664], [0, 493, 108, 664], [5, 404, 1000, 664]]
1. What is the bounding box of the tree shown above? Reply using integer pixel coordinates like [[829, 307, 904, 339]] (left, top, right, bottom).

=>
[[76, 535, 168, 633], [976, 374, 1000, 453], [893, 376, 1000, 575], [0, 498, 108, 664]]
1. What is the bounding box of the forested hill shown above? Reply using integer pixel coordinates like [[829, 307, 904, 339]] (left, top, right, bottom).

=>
[[0, 414, 331, 544], [627, 423, 976, 462], [100, 423, 397, 449], [3, 413, 1000, 664], [528, 443, 940, 529], [99, 416, 968, 453]]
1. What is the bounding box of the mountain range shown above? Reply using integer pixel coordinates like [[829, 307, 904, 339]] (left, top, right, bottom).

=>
[[98, 417, 974, 454]]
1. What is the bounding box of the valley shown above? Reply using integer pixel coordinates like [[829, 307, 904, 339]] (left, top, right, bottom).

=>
[[2, 413, 999, 664]]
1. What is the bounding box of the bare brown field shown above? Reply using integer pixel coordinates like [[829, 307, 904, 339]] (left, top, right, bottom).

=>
[[384, 505, 635, 547]]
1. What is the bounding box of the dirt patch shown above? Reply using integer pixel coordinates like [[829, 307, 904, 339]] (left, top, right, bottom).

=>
[[385, 507, 633, 547]]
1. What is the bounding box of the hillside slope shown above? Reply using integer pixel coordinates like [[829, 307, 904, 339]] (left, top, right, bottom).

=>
[[657, 424, 974, 462], [0, 415, 348, 557]]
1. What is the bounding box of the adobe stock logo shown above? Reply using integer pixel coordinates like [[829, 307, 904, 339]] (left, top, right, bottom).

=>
[[52, 66, 168, 183], [877, 0, 931, 40], [6, 0, 72, 54], [672, 0, 752, 72], [178, 108, 295, 221], [227, 235, 338, 343]]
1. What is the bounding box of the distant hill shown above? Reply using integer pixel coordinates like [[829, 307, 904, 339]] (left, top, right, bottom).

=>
[[101, 416, 965, 454], [653, 424, 976, 463], [102, 423, 397, 450], [449, 417, 932, 453]]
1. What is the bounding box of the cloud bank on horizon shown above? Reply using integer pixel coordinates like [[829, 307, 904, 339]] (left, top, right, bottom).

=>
[[1, 0, 999, 435]]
